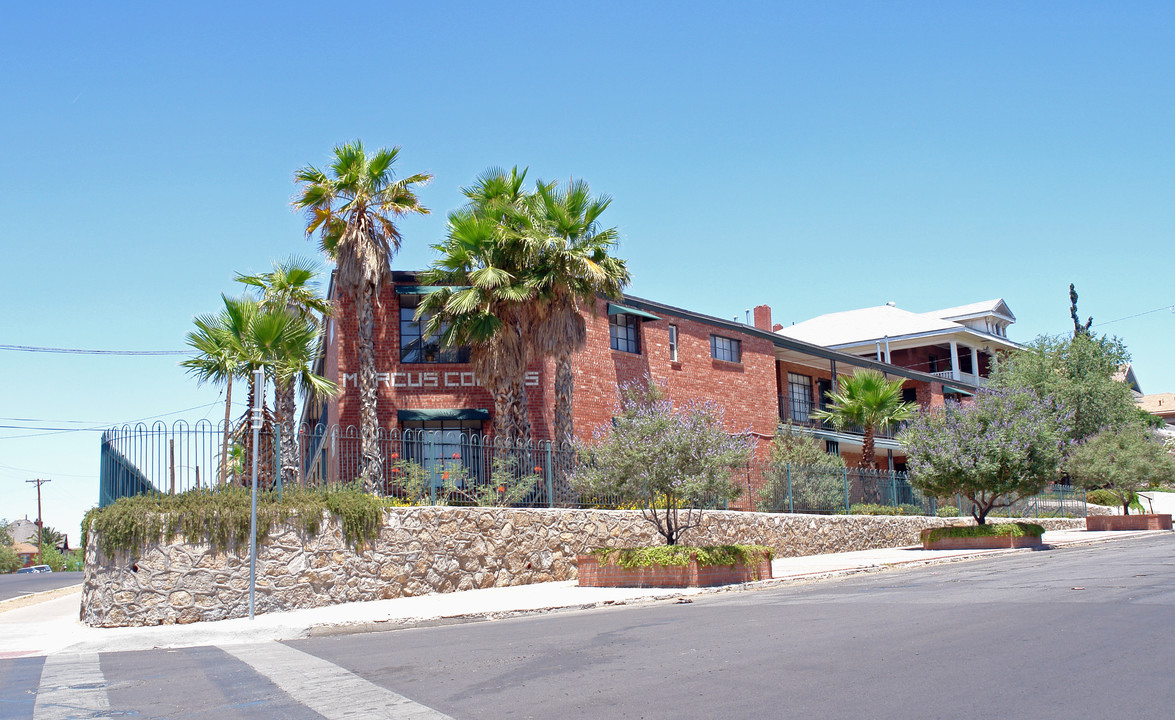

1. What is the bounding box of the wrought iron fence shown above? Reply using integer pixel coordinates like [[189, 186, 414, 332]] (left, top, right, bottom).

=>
[[99, 421, 1085, 518]]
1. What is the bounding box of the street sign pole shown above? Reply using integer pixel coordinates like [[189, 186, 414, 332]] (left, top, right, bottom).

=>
[[248, 368, 263, 621]]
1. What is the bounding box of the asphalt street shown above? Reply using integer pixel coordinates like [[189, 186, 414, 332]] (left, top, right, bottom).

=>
[[0, 572, 83, 602], [4, 536, 1174, 719]]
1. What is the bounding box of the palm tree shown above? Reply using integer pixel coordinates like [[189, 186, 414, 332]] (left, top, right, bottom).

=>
[[812, 369, 916, 470], [182, 299, 250, 484], [236, 257, 334, 486], [419, 167, 539, 445], [294, 141, 432, 493], [528, 177, 630, 450], [267, 314, 338, 488]]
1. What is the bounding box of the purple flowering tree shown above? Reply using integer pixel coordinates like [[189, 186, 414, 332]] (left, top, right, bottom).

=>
[[573, 380, 752, 545], [899, 388, 1068, 525]]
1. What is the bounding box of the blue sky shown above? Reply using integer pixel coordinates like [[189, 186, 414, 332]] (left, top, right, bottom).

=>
[[2, 2, 1173, 540]]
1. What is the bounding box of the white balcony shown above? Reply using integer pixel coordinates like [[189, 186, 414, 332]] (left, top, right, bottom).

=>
[[930, 370, 986, 387]]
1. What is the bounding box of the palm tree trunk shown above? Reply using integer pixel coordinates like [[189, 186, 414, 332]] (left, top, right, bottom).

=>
[[357, 282, 384, 494], [219, 374, 233, 485], [861, 425, 878, 503], [276, 380, 299, 489], [552, 352, 576, 506]]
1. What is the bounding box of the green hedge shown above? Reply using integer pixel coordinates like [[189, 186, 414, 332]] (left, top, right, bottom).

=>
[[82, 486, 393, 556], [924, 522, 1045, 543], [850, 503, 926, 516], [590, 544, 774, 569]]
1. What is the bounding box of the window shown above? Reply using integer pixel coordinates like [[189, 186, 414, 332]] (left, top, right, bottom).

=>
[[668, 325, 679, 361], [927, 355, 939, 373], [610, 313, 640, 353], [710, 335, 741, 363], [399, 296, 470, 363], [400, 419, 485, 488], [788, 372, 813, 422], [825, 440, 840, 456]]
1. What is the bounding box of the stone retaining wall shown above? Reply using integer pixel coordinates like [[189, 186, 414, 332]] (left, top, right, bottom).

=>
[[82, 508, 1084, 627]]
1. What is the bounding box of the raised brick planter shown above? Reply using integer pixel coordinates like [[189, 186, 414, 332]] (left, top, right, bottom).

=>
[[1085, 514, 1172, 531], [919, 529, 1044, 550], [577, 554, 773, 588]]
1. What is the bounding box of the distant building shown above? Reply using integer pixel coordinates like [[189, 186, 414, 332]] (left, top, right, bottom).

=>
[[12, 542, 39, 568], [9, 518, 37, 546]]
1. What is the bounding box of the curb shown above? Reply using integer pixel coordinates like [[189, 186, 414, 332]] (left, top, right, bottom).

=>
[[299, 530, 1172, 639]]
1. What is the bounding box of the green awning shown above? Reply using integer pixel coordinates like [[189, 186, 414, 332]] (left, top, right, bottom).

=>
[[607, 303, 661, 321], [943, 385, 974, 396], [397, 408, 490, 421], [395, 286, 469, 295]]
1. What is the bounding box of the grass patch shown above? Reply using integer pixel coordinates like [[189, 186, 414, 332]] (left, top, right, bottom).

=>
[[589, 544, 774, 569], [924, 522, 1045, 543], [83, 485, 394, 556]]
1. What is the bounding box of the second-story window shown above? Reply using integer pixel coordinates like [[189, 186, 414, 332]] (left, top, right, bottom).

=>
[[610, 313, 641, 354], [788, 372, 813, 422], [668, 324, 679, 361], [710, 334, 741, 363], [400, 296, 471, 363]]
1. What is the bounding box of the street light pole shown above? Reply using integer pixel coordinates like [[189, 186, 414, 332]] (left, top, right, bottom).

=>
[[26, 478, 51, 565], [248, 367, 263, 621]]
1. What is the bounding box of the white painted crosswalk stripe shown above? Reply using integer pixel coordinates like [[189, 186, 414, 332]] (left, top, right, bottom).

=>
[[219, 643, 452, 719], [33, 653, 111, 720]]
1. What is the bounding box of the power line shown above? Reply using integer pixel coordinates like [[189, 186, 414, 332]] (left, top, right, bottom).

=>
[[0, 402, 223, 440], [0, 344, 188, 356], [1092, 304, 1175, 328]]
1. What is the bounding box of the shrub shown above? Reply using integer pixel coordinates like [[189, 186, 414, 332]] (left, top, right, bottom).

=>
[[757, 423, 845, 513], [1065, 426, 1175, 515], [850, 503, 926, 516], [1085, 488, 1144, 511], [590, 544, 773, 569], [924, 522, 1045, 543], [936, 506, 961, 517], [574, 380, 752, 545], [83, 485, 392, 556]]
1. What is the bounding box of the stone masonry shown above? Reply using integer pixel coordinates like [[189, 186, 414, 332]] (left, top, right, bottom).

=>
[[82, 507, 1084, 627]]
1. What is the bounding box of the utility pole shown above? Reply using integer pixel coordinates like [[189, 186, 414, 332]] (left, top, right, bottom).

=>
[[26, 478, 51, 565]]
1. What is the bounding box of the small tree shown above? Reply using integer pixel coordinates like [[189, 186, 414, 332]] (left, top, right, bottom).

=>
[[0, 520, 20, 573], [758, 422, 846, 512], [1065, 426, 1175, 515], [812, 369, 915, 469], [900, 388, 1067, 524], [573, 381, 752, 545]]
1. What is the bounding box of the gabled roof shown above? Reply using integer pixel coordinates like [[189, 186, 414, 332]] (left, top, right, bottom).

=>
[[925, 299, 1015, 323], [777, 305, 959, 347]]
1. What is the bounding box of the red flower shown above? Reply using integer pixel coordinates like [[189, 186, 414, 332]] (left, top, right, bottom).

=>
[[391, 452, 399, 459], [497, 485, 506, 493], [391, 467, 401, 474], [442, 471, 449, 480], [534, 466, 542, 473], [452, 453, 460, 459]]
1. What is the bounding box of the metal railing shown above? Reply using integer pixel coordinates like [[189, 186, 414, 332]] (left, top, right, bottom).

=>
[[777, 396, 899, 439], [99, 421, 1085, 518]]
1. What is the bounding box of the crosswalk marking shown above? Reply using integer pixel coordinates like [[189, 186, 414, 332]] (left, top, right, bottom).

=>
[[219, 643, 452, 719], [33, 653, 111, 720]]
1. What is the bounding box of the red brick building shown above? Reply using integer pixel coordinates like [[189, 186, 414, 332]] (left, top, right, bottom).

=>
[[304, 272, 970, 477]]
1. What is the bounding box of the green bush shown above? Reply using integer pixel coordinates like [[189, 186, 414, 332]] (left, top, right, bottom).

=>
[[924, 522, 1045, 543], [590, 544, 773, 569], [1085, 489, 1145, 512], [849, 503, 926, 516], [83, 485, 393, 556], [935, 506, 961, 517]]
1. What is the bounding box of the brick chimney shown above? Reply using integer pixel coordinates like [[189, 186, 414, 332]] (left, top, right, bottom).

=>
[[753, 304, 773, 331]]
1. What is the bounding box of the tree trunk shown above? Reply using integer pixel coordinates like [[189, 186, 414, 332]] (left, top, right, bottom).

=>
[[276, 379, 299, 489], [357, 282, 384, 494], [861, 425, 877, 469], [552, 352, 576, 506], [219, 374, 233, 485]]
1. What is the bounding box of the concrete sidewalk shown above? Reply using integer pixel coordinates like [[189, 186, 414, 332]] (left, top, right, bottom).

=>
[[0, 527, 1166, 659]]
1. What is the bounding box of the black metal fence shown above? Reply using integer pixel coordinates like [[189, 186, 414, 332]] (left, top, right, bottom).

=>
[[99, 421, 1085, 518]]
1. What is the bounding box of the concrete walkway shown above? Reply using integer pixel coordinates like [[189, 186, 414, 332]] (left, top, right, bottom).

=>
[[0, 527, 1166, 659]]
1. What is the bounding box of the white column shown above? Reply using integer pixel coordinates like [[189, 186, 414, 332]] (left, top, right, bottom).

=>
[[970, 347, 980, 383], [949, 340, 961, 381]]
